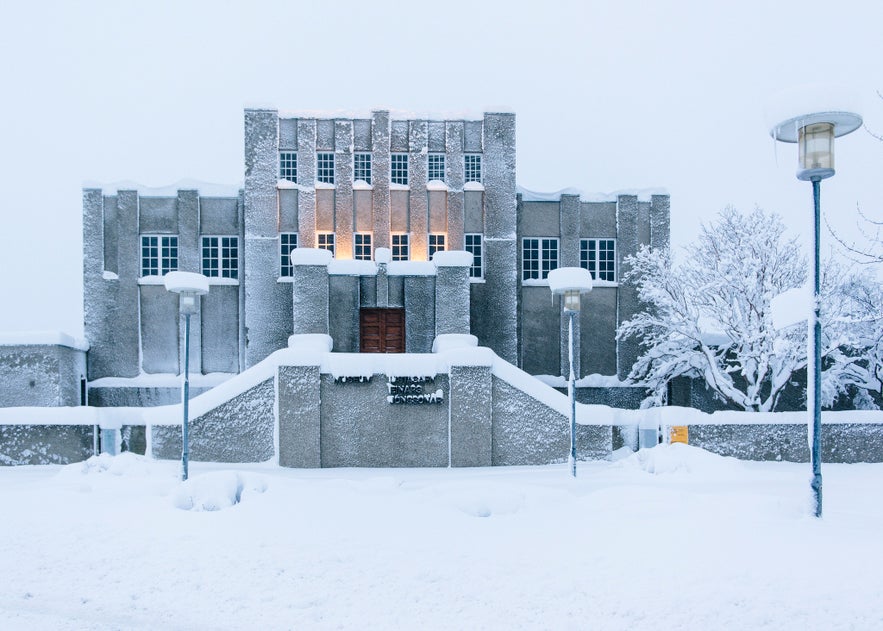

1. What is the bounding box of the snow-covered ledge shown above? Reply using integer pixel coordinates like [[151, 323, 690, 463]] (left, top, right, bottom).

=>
[[432, 250, 474, 268], [288, 334, 333, 353], [290, 248, 333, 266], [432, 334, 478, 353]]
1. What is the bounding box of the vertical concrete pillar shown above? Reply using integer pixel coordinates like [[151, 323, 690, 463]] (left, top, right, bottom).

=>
[[372, 111, 391, 249], [376, 262, 389, 308], [116, 190, 141, 377], [296, 118, 317, 247], [650, 194, 671, 250], [434, 251, 471, 336], [277, 365, 321, 467], [334, 120, 354, 258], [449, 364, 492, 467], [616, 194, 640, 379], [83, 189, 111, 380], [177, 190, 202, 374], [481, 112, 518, 364], [409, 121, 429, 260], [243, 109, 286, 367], [291, 249, 331, 335], [559, 194, 580, 268], [445, 121, 465, 260]]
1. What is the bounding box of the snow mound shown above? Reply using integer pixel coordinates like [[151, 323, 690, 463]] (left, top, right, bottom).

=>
[[172, 471, 268, 512], [618, 443, 741, 475], [65, 452, 156, 478]]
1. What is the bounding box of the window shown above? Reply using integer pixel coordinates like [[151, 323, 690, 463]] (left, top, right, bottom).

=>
[[279, 152, 297, 183], [465, 233, 483, 278], [465, 154, 482, 183], [391, 233, 409, 261], [317, 232, 335, 257], [391, 153, 408, 185], [202, 236, 239, 279], [354, 233, 372, 260], [580, 238, 616, 282], [140, 235, 178, 276], [280, 232, 298, 277], [428, 233, 446, 258], [522, 237, 558, 280], [428, 153, 445, 182], [317, 152, 335, 184], [354, 153, 372, 184]]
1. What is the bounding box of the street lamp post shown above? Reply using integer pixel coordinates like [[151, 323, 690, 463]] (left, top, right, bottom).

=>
[[771, 106, 861, 517], [548, 267, 593, 477], [163, 271, 210, 481]]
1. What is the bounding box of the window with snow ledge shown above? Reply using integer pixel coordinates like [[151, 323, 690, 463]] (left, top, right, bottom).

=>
[[392, 233, 409, 261], [279, 151, 297, 183], [202, 236, 239, 279], [354, 232, 372, 260], [317, 232, 335, 257], [428, 153, 445, 182], [391, 153, 408, 186], [522, 237, 558, 281], [465, 233, 483, 278], [580, 238, 616, 282], [316, 152, 335, 184], [464, 154, 482, 183], [428, 233, 446, 258], [141, 235, 178, 277], [280, 232, 298, 276], [354, 153, 371, 184]]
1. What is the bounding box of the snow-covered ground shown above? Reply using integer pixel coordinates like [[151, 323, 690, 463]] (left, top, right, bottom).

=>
[[1, 446, 881, 630]]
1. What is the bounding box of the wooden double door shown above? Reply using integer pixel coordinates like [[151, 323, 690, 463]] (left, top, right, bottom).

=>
[[359, 308, 405, 353]]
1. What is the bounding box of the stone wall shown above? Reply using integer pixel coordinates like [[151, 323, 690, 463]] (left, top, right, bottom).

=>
[[0, 425, 94, 465], [0, 344, 86, 407]]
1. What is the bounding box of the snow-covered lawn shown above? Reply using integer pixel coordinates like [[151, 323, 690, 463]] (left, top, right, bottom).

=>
[[1, 446, 882, 630]]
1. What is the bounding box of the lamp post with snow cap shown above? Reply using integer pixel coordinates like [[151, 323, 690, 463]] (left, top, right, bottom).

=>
[[771, 102, 861, 517], [548, 267, 593, 477], [163, 271, 209, 481]]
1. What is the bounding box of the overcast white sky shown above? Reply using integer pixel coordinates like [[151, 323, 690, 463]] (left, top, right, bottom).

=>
[[1, 0, 881, 337]]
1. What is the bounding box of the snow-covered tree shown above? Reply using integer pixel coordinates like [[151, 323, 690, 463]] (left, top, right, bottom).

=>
[[618, 207, 881, 411]]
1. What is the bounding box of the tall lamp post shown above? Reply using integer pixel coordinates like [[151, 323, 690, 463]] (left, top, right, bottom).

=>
[[771, 106, 861, 517], [163, 271, 210, 481], [548, 267, 593, 477]]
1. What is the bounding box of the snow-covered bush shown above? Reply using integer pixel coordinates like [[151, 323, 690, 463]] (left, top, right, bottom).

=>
[[618, 207, 882, 411]]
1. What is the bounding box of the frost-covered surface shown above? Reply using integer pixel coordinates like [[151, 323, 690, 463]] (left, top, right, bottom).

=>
[[82, 179, 243, 197], [431, 334, 478, 353], [517, 185, 669, 203], [88, 372, 234, 388], [162, 271, 209, 294], [290, 247, 333, 266], [3, 449, 883, 629], [431, 250, 473, 267], [0, 331, 88, 351]]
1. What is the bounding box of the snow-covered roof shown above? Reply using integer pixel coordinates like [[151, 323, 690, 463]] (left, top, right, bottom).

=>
[[273, 107, 499, 121], [0, 331, 89, 351], [84, 179, 242, 197], [517, 185, 668, 203]]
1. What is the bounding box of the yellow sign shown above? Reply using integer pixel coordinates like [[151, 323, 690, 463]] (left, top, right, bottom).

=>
[[670, 426, 689, 444]]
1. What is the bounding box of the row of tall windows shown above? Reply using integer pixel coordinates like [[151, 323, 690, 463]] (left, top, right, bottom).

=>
[[278, 152, 482, 186], [140, 235, 239, 279], [276, 233, 484, 278], [142, 234, 612, 284], [521, 238, 617, 282]]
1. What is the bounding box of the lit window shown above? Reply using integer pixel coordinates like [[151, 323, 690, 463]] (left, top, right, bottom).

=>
[[391, 234, 410, 261], [280, 233, 298, 277], [317, 152, 335, 184], [522, 237, 558, 280], [465, 233, 483, 278], [465, 154, 482, 183], [428, 153, 445, 182], [354, 233, 372, 260], [354, 153, 372, 184], [317, 232, 335, 257], [202, 236, 239, 279], [580, 239, 616, 282], [279, 152, 297, 182], [428, 234, 446, 258], [391, 153, 408, 185], [141, 235, 178, 277]]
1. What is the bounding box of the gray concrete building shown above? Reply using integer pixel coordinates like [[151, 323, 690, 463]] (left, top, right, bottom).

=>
[[82, 108, 669, 406]]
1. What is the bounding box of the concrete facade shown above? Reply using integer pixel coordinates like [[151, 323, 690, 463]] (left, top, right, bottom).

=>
[[79, 108, 669, 408], [0, 342, 87, 407]]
